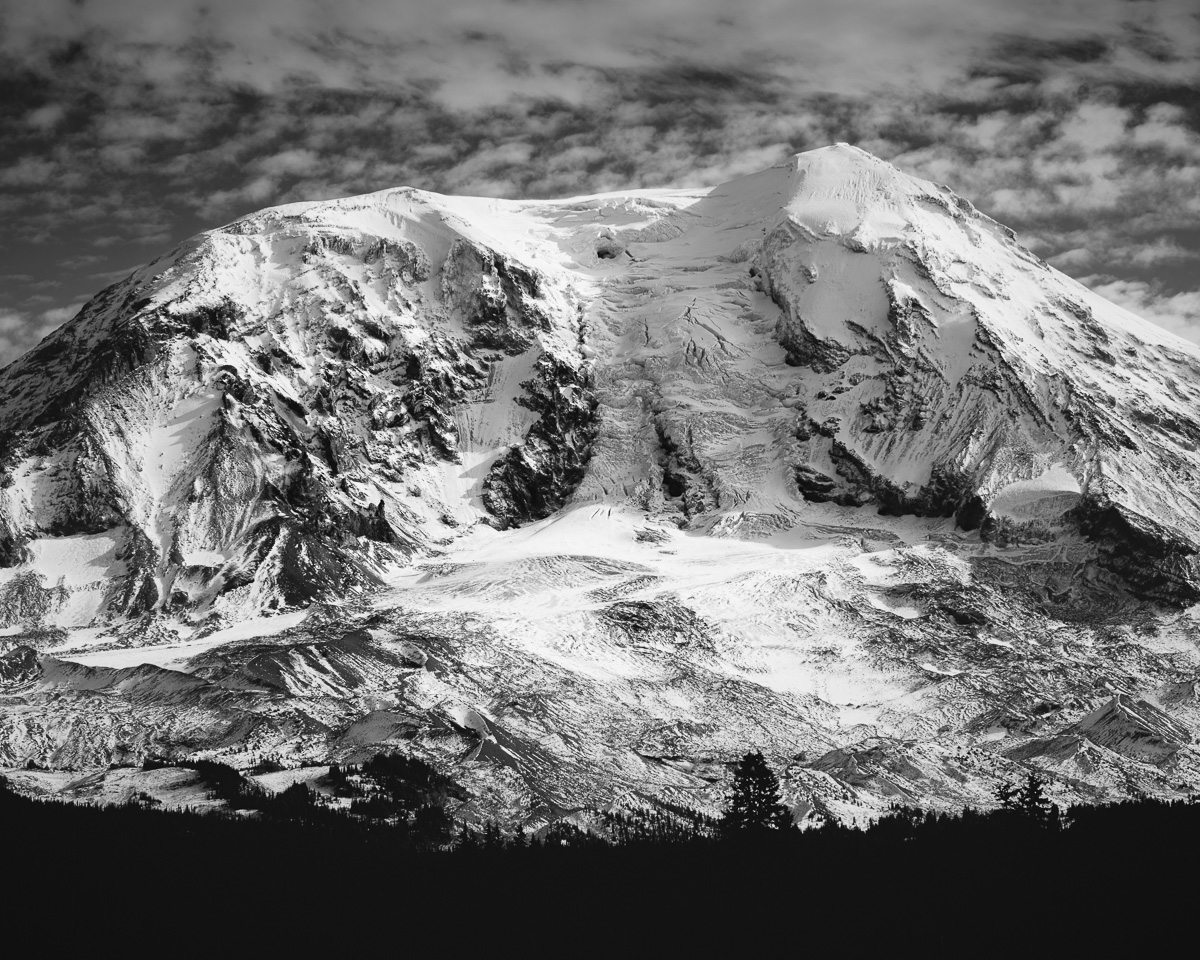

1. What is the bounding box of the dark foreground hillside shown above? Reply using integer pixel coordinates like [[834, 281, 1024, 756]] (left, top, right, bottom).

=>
[[3, 772, 1196, 953]]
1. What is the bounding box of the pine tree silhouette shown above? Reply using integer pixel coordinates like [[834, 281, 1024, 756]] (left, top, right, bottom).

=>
[[996, 781, 1018, 810], [720, 750, 793, 839], [1016, 773, 1055, 827]]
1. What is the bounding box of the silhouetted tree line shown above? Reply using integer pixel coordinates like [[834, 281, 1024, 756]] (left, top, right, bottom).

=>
[[138, 752, 468, 849], [327, 752, 464, 846], [6, 752, 1196, 949], [143, 755, 322, 819], [18, 750, 1200, 857]]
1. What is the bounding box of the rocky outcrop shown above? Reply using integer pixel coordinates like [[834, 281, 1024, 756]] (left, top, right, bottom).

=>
[[441, 238, 554, 354], [483, 355, 597, 525], [0, 645, 40, 684], [1007, 695, 1193, 769], [1073, 695, 1192, 765], [0, 572, 70, 628], [1073, 499, 1200, 605], [597, 597, 712, 650], [653, 420, 718, 522]]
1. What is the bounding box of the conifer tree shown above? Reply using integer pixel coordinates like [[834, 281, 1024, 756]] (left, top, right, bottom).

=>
[[996, 781, 1018, 810], [1016, 773, 1055, 827], [482, 820, 504, 850], [719, 750, 793, 839], [456, 823, 481, 852]]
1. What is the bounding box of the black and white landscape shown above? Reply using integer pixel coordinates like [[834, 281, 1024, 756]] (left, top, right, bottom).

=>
[[3, 2, 1200, 877], [4, 141, 1200, 830]]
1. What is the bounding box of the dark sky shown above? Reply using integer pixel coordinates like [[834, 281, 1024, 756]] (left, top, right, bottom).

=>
[[1, 0, 1198, 365]]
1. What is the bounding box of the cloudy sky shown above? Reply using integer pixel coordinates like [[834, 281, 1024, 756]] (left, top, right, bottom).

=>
[[1, 0, 1198, 365]]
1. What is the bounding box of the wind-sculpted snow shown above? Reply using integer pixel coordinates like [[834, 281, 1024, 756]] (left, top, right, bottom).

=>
[[4, 144, 1200, 824]]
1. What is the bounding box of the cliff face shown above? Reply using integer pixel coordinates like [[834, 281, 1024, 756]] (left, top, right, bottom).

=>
[[5, 145, 1200, 821]]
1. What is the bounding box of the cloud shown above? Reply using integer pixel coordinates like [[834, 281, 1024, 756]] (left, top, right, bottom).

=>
[[24, 103, 65, 132], [1082, 277, 1200, 343], [1133, 103, 1200, 153], [1051, 237, 1200, 271], [0, 0, 1196, 366], [59, 254, 106, 269], [0, 158, 58, 188], [0, 301, 82, 369]]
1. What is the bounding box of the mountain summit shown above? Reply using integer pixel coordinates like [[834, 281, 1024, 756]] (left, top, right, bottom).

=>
[[3, 145, 1200, 820]]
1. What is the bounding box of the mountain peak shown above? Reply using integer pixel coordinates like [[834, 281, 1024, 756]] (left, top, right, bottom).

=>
[[2, 141, 1198, 620], [777, 143, 974, 243], [4, 146, 1200, 817]]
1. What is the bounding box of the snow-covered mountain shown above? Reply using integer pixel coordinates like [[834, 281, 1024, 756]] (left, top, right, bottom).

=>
[[4, 143, 1200, 824]]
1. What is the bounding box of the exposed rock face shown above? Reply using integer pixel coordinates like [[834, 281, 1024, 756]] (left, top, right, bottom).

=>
[[1073, 695, 1192, 765], [0, 646, 40, 684], [1005, 695, 1192, 770], [1073, 501, 1200, 605], [483, 355, 597, 526], [5, 145, 1200, 825]]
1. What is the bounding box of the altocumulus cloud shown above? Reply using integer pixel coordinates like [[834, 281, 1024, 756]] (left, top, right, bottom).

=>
[[0, 0, 1198, 364]]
